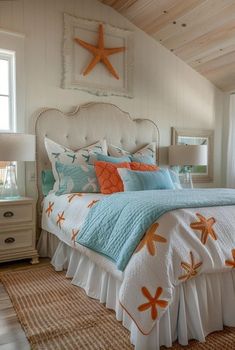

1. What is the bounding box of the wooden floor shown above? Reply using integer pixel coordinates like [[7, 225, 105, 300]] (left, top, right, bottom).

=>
[[0, 258, 50, 350]]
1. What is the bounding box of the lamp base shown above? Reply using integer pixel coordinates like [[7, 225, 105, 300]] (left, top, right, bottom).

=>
[[182, 166, 194, 189], [1, 163, 20, 199]]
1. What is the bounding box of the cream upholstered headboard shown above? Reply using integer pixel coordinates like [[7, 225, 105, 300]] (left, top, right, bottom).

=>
[[35, 102, 160, 205]]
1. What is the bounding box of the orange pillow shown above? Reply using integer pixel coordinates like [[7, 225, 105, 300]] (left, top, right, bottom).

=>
[[130, 162, 159, 171], [95, 161, 131, 194]]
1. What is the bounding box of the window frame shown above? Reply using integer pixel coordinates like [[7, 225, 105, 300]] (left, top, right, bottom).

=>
[[0, 49, 16, 132]]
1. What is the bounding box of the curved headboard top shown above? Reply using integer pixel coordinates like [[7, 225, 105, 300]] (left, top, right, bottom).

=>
[[35, 102, 160, 203]]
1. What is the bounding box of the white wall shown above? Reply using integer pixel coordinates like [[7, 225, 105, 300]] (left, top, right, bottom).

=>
[[0, 0, 228, 197]]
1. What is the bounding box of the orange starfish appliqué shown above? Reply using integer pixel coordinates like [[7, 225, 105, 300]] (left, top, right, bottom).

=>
[[74, 24, 125, 80], [135, 222, 167, 256], [190, 213, 217, 244], [138, 286, 168, 320], [87, 199, 99, 208], [68, 193, 83, 203], [71, 229, 79, 245], [225, 249, 235, 268], [56, 211, 65, 229], [45, 201, 54, 217], [178, 251, 202, 281]]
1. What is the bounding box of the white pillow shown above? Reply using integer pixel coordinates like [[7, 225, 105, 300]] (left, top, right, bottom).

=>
[[45, 137, 107, 192], [108, 142, 157, 163]]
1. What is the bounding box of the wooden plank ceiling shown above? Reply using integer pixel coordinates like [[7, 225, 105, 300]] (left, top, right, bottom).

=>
[[99, 0, 235, 92]]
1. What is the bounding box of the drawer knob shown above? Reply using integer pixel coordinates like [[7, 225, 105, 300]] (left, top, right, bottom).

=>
[[3, 211, 14, 218], [5, 237, 15, 244]]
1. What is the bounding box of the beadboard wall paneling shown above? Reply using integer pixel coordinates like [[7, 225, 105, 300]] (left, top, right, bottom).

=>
[[0, 0, 228, 196]]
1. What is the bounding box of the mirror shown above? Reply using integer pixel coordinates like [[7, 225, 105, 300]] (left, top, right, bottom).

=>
[[171, 128, 214, 183]]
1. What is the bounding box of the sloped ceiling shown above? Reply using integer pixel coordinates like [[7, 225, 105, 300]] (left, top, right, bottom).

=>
[[99, 0, 235, 92]]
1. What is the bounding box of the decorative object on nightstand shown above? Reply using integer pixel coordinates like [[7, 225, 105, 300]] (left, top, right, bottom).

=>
[[0, 133, 35, 199], [0, 197, 39, 264], [168, 144, 208, 188]]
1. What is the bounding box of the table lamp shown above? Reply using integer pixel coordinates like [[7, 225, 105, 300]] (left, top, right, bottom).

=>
[[0, 133, 35, 199], [168, 144, 208, 188]]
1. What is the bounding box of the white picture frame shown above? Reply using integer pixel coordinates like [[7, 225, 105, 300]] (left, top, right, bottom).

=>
[[63, 13, 134, 98]]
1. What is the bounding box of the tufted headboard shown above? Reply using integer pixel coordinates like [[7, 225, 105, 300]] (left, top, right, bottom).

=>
[[35, 102, 160, 207]]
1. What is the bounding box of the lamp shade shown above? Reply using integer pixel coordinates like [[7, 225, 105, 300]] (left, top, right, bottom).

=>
[[168, 144, 207, 166], [0, 133, 35, 161]]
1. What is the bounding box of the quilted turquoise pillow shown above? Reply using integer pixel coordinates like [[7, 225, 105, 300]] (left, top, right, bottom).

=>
[[129, 155, 155, 165], [117, 168, 175, 191], [55, 161, 100, 195]]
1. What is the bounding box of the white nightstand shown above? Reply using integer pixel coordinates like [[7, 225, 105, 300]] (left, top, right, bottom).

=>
[[0, 197, 39, 264]]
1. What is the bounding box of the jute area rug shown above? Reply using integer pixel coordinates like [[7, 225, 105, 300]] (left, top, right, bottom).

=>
[[1, 265, 133, 350], [1, 265, 235, 349]]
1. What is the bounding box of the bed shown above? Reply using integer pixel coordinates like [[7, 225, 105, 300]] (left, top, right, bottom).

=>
[[35, 102, 235, 350]]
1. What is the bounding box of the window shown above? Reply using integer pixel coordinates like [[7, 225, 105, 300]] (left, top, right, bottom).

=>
[[0, 49, 16, 186], [0, 50, 15, 132]]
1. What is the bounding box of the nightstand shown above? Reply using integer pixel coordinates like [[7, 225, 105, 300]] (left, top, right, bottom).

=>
[[0, 197, 39, 264]]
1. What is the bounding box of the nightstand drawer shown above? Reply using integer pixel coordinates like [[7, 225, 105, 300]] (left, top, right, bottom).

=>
[[0, 203, 33, 225], [0, 228, 33, 251]]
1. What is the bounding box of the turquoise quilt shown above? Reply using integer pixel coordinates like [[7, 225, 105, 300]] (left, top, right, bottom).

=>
[[76, 189, 235, 270]]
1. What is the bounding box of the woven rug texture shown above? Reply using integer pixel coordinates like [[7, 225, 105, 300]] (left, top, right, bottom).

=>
[[1, 265, 235, 349]]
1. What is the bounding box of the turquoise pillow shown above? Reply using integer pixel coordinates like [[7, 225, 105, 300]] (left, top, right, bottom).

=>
[[41, 170, 55, 196], [129, 155, 155, 165], [55, 161, 100, 195], [95, 153, 130, 164], [117, 168, 175, 191]]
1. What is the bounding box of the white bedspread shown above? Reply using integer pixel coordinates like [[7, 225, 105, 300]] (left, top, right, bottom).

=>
[[120, 205, 235, 335], [42, 192, 123, 280], [42, 193, 235, 337]]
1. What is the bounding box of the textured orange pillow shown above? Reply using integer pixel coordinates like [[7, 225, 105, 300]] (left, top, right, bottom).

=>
[[95, 161, 131, 194], [130, 162, 159, 171]]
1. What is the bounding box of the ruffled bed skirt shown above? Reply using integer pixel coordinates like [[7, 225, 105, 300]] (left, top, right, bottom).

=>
[[37, 231, 235, 350]]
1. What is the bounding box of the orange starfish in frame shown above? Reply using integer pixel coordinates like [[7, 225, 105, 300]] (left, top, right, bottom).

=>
[[190, 213, 217, 245], [178, 251, 202, 281], [135, 222, 167, 256], [225, 249, 235, 268], [74, 24, 125, 79], [45, 201, 54, 217], [138, 286, 168, 320], [56, 211, 65, 229]]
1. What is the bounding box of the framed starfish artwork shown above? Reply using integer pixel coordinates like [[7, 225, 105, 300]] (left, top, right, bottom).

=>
[[63, 13, 134, 98]]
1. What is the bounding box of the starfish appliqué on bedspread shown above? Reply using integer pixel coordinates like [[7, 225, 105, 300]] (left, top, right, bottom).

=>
[[56, 211, 65, 229], [190, 213, 217, 245], [138, 286, 168, 320], [225, 249, 235, 268], [74, 24, 125, 80], [67, 193, 83, 203], [87, 199, 100, 208], [178, 251, 202, 281], [71, 229, 79, 245], [45, 201, 54, 217], [135, 222, 167, 256]]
